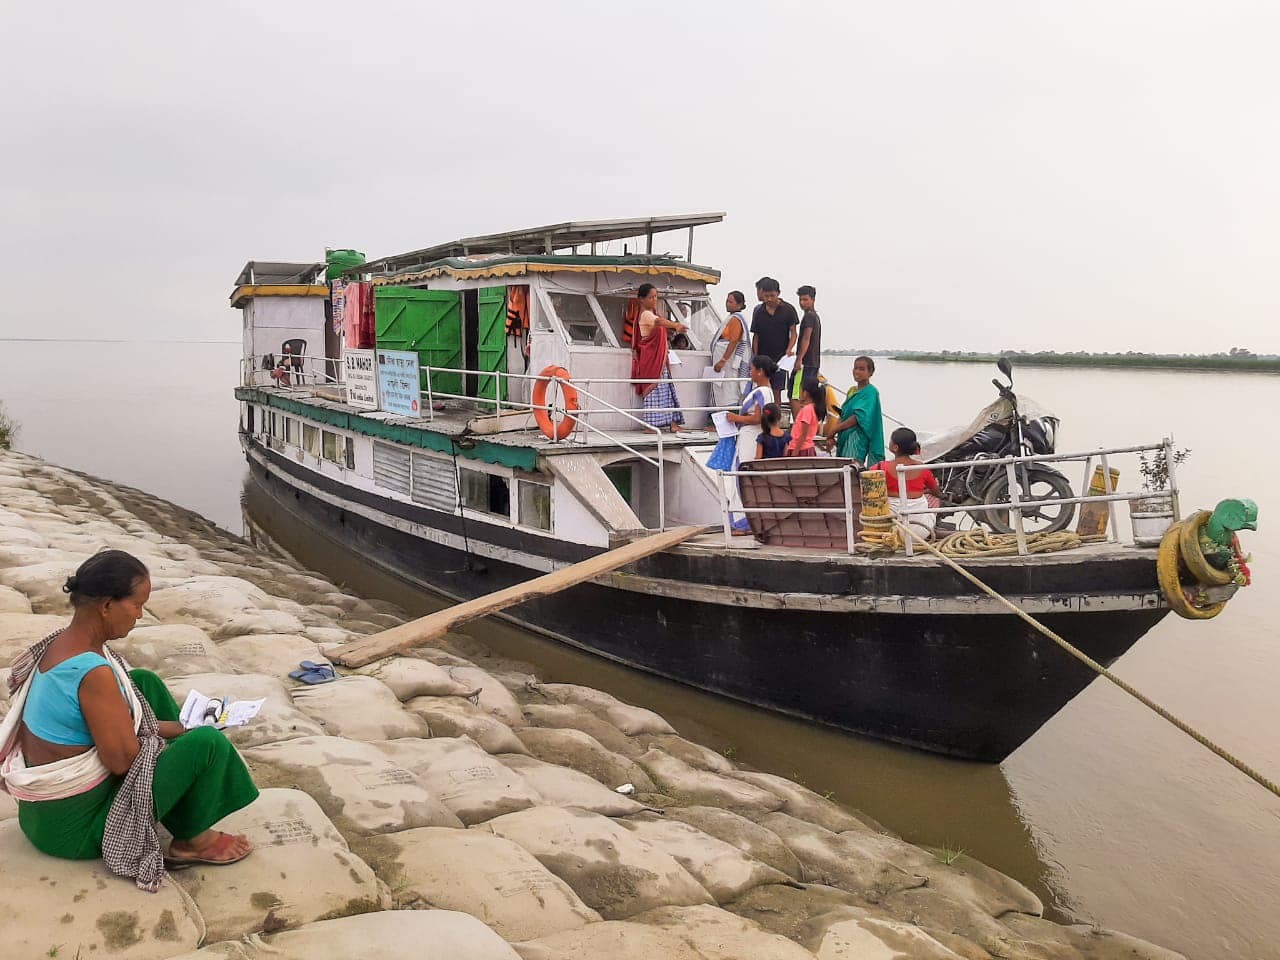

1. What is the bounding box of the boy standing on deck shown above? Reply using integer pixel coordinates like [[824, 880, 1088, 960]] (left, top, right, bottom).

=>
[[791, 285, 822, 417], [750, 277, 799, 403]]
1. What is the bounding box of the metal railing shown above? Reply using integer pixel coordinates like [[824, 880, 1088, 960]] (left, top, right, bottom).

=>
[[713, 439, 1182, 557], [893, 439, 1181, 556]]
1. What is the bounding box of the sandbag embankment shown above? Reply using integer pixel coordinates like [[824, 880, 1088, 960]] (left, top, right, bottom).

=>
[[0, 449, 1187, 960]]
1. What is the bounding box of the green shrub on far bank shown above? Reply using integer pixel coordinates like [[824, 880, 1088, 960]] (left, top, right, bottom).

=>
[[0, 401, 17, 449]]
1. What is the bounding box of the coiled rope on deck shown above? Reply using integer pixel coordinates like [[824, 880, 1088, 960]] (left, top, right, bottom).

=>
[[893, 521, 1280, 801], [936, 529, 1102, 557]]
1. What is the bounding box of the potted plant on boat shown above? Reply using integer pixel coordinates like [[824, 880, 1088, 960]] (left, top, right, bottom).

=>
[[1130, 446, 1189, 546]]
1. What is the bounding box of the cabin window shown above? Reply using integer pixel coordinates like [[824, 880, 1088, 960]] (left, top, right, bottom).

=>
[[302, 423, 321, 457], [460, 468, 511, 519], [663, 297, 718, 349], [344, 437, 355, 470], [547, 293, 610, 346], [246, 405, 255, 435], [283, 417, 296, 445], [517, 480, 552, 531], [373, 442, 411, 495], [322, 430, 343, 463]]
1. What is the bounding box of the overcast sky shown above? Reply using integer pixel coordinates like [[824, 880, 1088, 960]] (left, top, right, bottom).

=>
[[3, 1, 1277, 352]]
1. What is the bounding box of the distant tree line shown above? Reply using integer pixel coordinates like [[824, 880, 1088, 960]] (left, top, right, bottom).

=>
[[824, 348, 1280, 372]]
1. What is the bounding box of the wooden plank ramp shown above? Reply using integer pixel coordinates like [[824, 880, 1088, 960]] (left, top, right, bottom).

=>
[[332, 525, 705, 668]]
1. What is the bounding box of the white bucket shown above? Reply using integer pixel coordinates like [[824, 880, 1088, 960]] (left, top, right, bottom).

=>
[[1130, 495, 1175, 546]]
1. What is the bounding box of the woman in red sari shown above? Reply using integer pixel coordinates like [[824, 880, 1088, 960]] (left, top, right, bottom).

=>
[[631, 283, 688, 432]]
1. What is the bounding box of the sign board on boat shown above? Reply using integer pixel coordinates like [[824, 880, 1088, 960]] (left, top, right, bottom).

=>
[[377, 349, 422, 417], [343, 348, 379, 409]]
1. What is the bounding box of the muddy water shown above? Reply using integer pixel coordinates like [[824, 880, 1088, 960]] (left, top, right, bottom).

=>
[[2, 340, 1278, 959]]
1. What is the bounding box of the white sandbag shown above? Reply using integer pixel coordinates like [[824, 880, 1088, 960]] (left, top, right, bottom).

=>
[[405, 695, 529, 755], [146, 576, 306, 639], [356, 826, 600, 941], [446, 664, 524, 726], [634, 903, 819, 960], [810, 913, 966, 960], [245, 736, 462, 838], [0, 560, 81, 612], [521, 703, 641, 756], [175, 788, 390, 941], [0, 612, 68, 666], [618, 812, 792, 904], [482, 806, 713, 919], [732, 770, 875, 834], [0, 584, 33, 613], [637, 749, 784, 816], [512, 920, 706, 960], [841, 829, 1043, 918], [538, 682, 677, 736], [375, 736, 542, 825], [167, 910, 523, 960], [217, 633, 331, 681], [354, 656, 480, 701], [516, 726, 656, 793], [758, 813, 923, 902], [665, 806, 803, 880], [637, 733, 736, 773], [1000, 914, 1187, 960], [111, 623, 235, 678], [498, 754, 645, 816], [165, 673, 323, 749], [290, 676, 428, 741], [0, 819, 203, 958]]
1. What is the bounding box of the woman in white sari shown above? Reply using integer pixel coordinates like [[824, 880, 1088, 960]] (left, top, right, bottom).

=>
[[710, 290, 751, 408], [707, 355, 776, 534]]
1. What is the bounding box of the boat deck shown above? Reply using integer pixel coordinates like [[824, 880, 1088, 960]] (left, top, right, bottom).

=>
[[256, 385, 715, 455]]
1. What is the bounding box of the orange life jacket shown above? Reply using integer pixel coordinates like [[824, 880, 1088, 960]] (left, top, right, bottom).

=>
[[505, 285, 530, 336], [623, 298, 642, 348]]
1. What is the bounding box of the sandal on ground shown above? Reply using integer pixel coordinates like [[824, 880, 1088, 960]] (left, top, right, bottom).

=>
[[165, 832, 252, 869], [287, 661, 337, 684]]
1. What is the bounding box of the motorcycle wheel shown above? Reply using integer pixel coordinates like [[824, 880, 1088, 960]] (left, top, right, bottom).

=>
[[980, 468, 1076, 534]]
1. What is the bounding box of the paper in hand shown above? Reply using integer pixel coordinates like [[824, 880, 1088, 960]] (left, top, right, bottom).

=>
[[776, 354, 797, 373], [711, 411, 738, 438]]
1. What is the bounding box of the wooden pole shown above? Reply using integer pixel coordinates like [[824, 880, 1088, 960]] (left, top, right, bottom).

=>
[[332, 525, 706, 668]]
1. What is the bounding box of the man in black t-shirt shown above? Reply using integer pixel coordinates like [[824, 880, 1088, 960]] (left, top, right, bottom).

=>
[[749, 277, 799, 402], [790, 285, 822, 416]]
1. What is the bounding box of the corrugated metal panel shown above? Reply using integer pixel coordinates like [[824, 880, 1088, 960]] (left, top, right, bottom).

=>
[[412, 452, 457, 511], [373, 442, 411, 496]]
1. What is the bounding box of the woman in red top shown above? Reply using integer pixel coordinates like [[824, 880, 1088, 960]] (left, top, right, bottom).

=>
[[874, 427, 943, 539]]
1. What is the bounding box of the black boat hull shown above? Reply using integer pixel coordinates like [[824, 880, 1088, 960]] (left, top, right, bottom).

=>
[[244, 448, 1169, 761]]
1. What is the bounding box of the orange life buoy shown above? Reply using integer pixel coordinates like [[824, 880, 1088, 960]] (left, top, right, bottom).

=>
[[532, 365, 579, 440]]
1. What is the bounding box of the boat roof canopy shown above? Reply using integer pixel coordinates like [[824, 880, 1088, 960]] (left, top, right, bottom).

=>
[[368, 253, 720, 288], [353, 212, 725, 278], [233, 261, 325, 286]]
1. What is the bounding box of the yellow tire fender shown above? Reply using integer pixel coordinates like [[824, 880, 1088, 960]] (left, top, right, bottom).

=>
[[1178, 510, 1234, 587], [1157, 521, 1225, 620]]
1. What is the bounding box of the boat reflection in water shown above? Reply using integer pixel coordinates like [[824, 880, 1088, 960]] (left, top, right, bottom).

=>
[[240, 470, 1069, 922]]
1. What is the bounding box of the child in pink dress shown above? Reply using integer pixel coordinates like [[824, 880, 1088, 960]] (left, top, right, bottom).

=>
[[785, 380, 826, 457]]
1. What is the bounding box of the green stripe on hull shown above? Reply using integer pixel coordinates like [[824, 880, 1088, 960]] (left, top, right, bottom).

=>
[[235, 387, 537, 471]]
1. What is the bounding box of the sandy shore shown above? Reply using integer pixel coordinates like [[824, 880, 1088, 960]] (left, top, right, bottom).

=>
[[0, 448, 1184, 959]]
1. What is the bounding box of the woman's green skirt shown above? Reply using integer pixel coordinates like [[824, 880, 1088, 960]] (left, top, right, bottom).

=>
[[16, 668, 259, 860]]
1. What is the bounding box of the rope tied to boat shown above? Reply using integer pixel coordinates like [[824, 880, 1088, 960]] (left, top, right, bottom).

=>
[[892, 520, 1280, 801]]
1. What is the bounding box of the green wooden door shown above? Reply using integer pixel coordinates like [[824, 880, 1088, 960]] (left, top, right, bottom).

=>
[[375, 287, 463, 397], [476, 286, 509, 402]]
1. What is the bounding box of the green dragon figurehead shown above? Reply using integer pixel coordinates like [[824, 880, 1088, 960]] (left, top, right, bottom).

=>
[[1200, 498, 1258, 569]]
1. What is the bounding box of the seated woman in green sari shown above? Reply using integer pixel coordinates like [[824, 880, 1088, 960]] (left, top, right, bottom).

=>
[[832, 356, 886, 466], [1, 551, 258, 887]]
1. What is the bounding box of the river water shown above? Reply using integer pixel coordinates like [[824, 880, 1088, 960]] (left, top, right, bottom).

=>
[[1, 339, 1276, 959]]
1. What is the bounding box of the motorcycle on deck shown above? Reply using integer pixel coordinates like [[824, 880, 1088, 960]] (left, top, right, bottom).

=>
[[926, 359, 1077, 535]]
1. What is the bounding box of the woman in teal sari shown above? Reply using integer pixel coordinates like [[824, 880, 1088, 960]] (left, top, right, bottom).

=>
[[832, 356, 885, 465]]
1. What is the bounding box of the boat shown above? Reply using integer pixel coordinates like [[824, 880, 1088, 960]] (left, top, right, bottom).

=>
[[229, 214, 1245, 762]]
